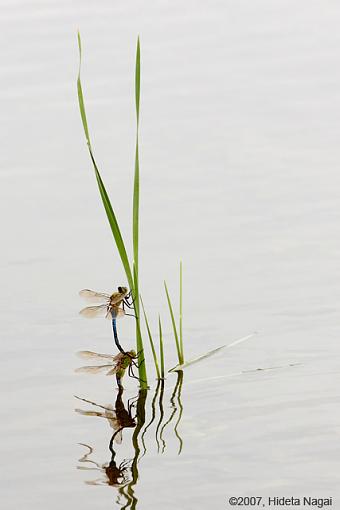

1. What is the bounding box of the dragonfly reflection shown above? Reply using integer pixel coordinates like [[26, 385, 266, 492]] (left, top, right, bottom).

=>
[[75, 350, 141, 387], [79, 287, 135, 353], [76, 388, 138, 493], [75, 391, 137, 444], [77, 443, 132, 487], [76, 379, 184, 508]]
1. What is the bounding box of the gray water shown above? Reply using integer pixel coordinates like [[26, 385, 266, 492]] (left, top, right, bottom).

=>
[[1, 1, 340, 508]]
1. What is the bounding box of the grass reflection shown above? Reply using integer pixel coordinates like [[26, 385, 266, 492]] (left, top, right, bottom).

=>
[[160, 371, 184, 454], [75, 376, 184, 508], [140, 380, 161, 458], [155, 380, 166, 452]]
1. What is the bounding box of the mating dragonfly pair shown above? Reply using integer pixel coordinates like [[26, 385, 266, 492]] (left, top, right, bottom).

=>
[[78, 286, 142, 386]]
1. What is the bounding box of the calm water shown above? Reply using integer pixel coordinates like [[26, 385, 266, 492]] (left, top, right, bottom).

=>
[[1, 1, 340, 508]]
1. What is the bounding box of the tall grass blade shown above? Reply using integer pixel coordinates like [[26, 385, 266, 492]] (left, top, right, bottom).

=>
[[133, 264, 147, 387], [164, 281, 182, 364], [135, 37, 140, 125], [131, 38, 147, 388], [159, 315, 165, 379], [133, 141, 140, 278], [140, 296, 160, 379], [179, 261, 184, 362], [76, 32, 133, 289], [133, 37, 140, 278], [77, 33, 91, 149]]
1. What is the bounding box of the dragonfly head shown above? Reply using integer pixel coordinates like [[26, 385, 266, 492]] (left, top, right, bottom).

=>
[[118, 286, 128, 296]]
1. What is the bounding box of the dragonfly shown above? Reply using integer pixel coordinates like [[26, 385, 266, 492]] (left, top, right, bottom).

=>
[[75, 350, 141, 387], [79, 286, 135, 353]]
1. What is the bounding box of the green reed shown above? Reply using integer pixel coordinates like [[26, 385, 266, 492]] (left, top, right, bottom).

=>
[[164, 275, 184, 365], [77, 34, 186, 385], [77, 33, 147, 387], [141, 264, 184, 379], [158, 315, 165, 379], [179, 261, 184, 362], [140, 296, 160, 379]]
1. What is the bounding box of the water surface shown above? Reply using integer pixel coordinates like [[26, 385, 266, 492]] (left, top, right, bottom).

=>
[[1, 1, 340, 508]]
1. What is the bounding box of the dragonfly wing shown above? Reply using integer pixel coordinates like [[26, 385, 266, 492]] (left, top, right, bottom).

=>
[[106, 414, 120, 431], [110, 306, 125, 319], [85, 479, 106, 485], [106, 366, 120, 376], [114, 429, 123, 445], [104, 408, 124, 433], [79, 305, 108, 318], [79, 289, 111, 303], [77, 467, 102, 472], [75, 409, 106, 418], [104, 407, 116, 418], [75, 364, 114, 374], [77, 351, 118, 362]]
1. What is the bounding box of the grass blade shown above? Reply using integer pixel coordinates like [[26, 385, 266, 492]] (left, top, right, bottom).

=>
[[77, 32, 91, 149], [133, 37, 140, 278], [92, 154, 133, 288], [179, 261, 184, 362], [168, 333, 257, 372], [135, 36, 140, 125], [164, 281, 182, 364], [131, 38, 147, 388], [159, 315, 165, 379], [76, 32, 133, 289], [140, 296, 160, 379], [133, 140, 139, 277], [133, 264, 147, 387]]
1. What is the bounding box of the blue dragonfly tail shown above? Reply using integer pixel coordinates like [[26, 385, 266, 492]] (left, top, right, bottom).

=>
[[112, 317, 126, 354]]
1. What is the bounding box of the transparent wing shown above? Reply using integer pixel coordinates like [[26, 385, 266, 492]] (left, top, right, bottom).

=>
[[77, 467, 102, 472], [75, 409, 107, 418], [107, 417, 120, 430], [106, 365, 120, 376], [110, 306, 125, 319], [114, 429, 123, 444], [102, 406, 121, 432], [75, 364, 114, 374], [79, 289, 111, 303], [77, 351, 119, 362], [79, 305, 108, 318]]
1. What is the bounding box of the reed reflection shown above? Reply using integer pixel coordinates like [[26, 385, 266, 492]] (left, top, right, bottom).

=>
[[75, 373, 184, 507], [161, 371, 183, 454]]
